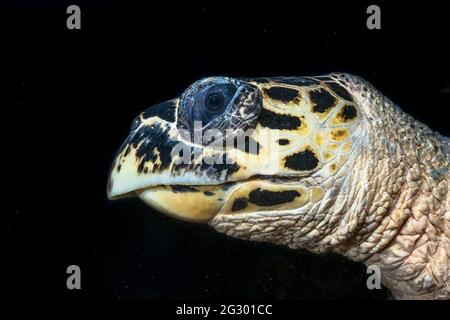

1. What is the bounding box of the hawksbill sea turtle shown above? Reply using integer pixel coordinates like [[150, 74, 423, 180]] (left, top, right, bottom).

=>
[[107, 73, 449, 300]]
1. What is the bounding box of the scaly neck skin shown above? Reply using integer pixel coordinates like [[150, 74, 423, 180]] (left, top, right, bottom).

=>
[[209, 74, 449, 299], [335, 131, 449, 299], [324, 77, 450, 299]]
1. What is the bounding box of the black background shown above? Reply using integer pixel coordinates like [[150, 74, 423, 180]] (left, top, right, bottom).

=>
[[5, 0, 450, 302]]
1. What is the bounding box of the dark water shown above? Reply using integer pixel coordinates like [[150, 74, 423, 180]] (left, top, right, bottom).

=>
[[6, 1, 450, 302]]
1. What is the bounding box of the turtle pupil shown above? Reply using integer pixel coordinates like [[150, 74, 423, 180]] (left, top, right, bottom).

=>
[[206, 93, 224, 112]]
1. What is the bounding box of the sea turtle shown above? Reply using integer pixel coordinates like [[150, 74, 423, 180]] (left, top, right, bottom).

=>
[[107, 73, 449, 299]]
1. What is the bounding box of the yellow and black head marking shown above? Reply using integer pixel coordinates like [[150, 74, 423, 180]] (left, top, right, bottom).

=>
[[108, 73, 363, 224], [108, 73, 450, 299]]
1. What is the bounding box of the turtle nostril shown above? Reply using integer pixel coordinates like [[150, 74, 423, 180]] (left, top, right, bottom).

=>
[[130, 115, 141, 131]]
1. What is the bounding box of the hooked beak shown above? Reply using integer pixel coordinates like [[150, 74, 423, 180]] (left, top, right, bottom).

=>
[[106, 100, 241, 222]]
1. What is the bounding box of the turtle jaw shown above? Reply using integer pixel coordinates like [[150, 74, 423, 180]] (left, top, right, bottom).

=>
[[107, 164, 236, 222], [136, 184, 230, 222], [108, 172, 315, 223], [108, 172, 238, 222]]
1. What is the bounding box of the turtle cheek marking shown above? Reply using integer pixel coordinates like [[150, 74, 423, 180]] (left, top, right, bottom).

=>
[[284, 147, 320, 171], [248, 188, 301, 206], [309, 88, 337, 114], [259, 108, 302, 130], [326, 82, 354, 103], [231, 197, 248, 211], [277, 139, 290, 146], [331, 104, 358, 125], [263, 86, 299, 103], [229, 188, 302, 213], [341, 105, 357, 120], [232, 135, 261, 155]]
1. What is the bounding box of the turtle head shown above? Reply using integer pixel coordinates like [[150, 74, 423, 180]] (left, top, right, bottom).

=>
[[108, 74, 364, 248]]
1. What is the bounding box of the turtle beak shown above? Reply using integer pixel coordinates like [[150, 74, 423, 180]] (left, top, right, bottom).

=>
[[106, 100, 181, 200], [106, 100, 237, 222], [107, 146, 233, 222]]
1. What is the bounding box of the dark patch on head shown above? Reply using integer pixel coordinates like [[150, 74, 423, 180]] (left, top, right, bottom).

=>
[[233, 135, 260, 154], [204, 191, 214, 196], [141, 101, 176, 123], [118, 122, 178, 174], [341, 105, 357, 120], [248, 188, 300, 206], [259, 109, 301, 130], [310, 88, 336, 113], [117, 164, 122, 172], [231, 197, 248, 211], [277, 139, 290, 146], [171, 185, 200, 193], [326, 82, 354, 102], [284, 148, 319, 171], [123, 145, 131, 157], [264, 86, 299, 102]]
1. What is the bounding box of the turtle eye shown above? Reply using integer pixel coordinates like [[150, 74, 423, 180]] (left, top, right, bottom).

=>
[[191, 83, 237, 125], [205, 92, 225, 114], [177, 77, 263, 141]]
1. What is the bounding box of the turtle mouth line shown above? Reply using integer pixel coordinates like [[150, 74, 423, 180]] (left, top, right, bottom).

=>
[[133, 173, 311, 222], [133, 173, 308, 194]]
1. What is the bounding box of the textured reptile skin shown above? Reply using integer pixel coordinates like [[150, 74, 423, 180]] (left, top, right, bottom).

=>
[[109, 73, 449, 299]]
